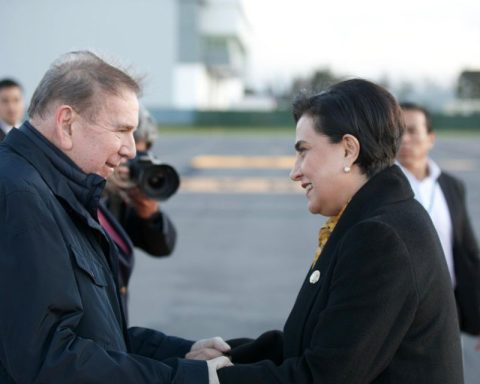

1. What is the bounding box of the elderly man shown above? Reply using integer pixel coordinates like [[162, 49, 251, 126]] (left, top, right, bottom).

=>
[[0, 51, 230, 383]]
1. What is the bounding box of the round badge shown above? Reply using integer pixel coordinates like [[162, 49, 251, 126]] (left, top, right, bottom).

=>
[[309, 270, 321, 284]]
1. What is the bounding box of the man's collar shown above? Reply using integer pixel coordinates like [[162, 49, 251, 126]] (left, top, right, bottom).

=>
[[0, 118, 23, 133], [426, 158, 441, 180], [0, 120, 13, 134], [396, 158, 440, 184], [4, 121, 105, 223]]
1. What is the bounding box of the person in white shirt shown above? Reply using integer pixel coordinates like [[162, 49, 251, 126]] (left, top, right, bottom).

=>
[[0, 78, 25, 140], [397, 102, 480, 384]]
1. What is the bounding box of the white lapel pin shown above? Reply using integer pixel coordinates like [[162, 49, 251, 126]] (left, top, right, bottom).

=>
[[309, 270, 321, 284]]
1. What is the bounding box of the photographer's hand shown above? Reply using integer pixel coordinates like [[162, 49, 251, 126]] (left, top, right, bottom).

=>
[[127, 187, 159, 219], [108, 163, 159, 219]]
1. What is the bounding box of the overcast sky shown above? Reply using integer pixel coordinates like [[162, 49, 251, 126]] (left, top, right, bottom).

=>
[[241, 0, 480, 90]]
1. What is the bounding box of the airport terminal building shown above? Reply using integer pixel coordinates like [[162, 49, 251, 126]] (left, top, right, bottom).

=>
[[0, 0, 250, 110]]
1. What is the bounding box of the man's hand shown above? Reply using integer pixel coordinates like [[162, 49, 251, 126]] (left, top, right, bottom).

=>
[[186, 337, 231, 360], [207, 356, 233, 384], [475, 337, 480, 351]]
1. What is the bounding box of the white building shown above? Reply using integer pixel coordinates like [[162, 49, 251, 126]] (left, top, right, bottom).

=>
[[0, 0, 250, 110]]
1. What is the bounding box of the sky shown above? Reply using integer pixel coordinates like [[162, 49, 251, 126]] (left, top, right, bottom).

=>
[[241, 0, 480, 91]]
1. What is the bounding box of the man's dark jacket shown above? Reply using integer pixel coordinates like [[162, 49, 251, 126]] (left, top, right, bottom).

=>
[[98, 197, 177, 318], [438, 172, 480, 335], [102, 190, 177, 281], [1, 126, 177, 320], [0, 122, 207, 383], [219, 166, 463, 384]]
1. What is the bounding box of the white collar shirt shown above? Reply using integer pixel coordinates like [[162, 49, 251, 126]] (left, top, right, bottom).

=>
[[398, 159, 455, 286], [0, 120, 16, 134]]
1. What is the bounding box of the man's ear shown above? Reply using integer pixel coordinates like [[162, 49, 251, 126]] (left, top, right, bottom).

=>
[[342, 134, 360, 166], [54, 105, 75, 151]]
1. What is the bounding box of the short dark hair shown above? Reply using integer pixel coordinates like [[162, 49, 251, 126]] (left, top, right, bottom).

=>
[[0, 78, 23, 92], [292, 79, 404, 178], [28, 51, 142, 120], [400, 102, 433, 133]]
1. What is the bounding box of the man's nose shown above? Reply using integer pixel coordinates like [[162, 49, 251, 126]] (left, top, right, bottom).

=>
[[121, 133, 137, 160]]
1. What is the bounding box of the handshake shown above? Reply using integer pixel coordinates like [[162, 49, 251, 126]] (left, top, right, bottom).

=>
[[186, 337, 233, 384]]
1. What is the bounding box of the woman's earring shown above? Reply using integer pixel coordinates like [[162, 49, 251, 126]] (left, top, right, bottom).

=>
[[343, 165, 351, 173]]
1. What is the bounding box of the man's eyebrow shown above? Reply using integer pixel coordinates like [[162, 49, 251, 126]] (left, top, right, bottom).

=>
[[115, 124, 136, 131], [295, 140, 307, 152]]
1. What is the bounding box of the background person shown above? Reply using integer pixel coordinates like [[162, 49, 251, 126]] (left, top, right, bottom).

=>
[[397, 102, 480, 383], [0, 78, 25, 139]]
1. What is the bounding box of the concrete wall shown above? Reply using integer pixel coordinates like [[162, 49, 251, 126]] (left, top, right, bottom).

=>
[[0, 0, 177, 108], [0, 0, 249, 110]]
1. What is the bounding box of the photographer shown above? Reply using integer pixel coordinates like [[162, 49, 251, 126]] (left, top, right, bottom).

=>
[[99, 107, 178, 318]]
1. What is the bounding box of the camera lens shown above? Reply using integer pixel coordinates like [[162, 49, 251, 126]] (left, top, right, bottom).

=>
[[128, 152, 180, 201], [147, 175, 165, 189], [141, 164, 180, 200]]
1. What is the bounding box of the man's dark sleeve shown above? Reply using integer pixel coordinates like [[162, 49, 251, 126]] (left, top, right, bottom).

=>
[[0, 190, 205, 384], [128, 327, 194, 360], [453, 181, 480, 335]]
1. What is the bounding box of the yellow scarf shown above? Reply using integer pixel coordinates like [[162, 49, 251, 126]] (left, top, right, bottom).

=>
[[312, 204, 348, 268]]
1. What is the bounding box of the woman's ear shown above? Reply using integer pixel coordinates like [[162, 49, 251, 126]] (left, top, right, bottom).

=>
[[54, 105, 75, 151], [342, 134, 360, 166]]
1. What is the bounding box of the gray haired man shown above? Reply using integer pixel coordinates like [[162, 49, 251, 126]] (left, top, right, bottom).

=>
[[0, 51, 230, 383]]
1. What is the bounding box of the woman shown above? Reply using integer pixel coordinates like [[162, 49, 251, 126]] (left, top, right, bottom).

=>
[[204, 79, 463, 383]]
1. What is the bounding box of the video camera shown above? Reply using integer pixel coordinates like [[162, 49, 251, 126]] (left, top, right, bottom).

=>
[[128, 151, 180, 201]]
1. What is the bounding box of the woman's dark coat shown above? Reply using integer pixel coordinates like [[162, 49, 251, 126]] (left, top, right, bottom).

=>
[[219, 166, 463, 384]]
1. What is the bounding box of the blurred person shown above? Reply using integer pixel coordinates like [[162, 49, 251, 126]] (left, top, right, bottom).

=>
[[0, 50, 231, 384], [190, 79, 463, 383], [0, 78, 25, 139], [98, 106, 177, 319], [397, 102, 480, 381]]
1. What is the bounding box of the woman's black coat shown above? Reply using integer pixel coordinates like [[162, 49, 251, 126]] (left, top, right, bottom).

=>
[[219, 166, 463, 384]]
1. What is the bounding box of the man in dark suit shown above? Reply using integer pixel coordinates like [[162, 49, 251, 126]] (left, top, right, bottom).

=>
[[397, 102, 480, 383], [0, 78, 25, 140]]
